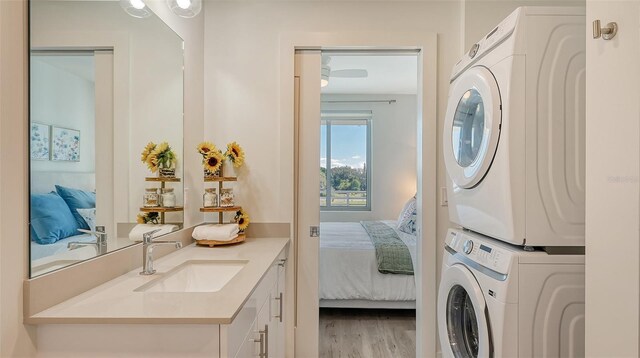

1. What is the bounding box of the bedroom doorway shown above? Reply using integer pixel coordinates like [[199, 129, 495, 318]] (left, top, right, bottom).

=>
[[318, 52, 419, 357], [293, 43, 436, 358]]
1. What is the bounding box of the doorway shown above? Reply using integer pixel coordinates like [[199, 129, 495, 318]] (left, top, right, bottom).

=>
[[317, 52, 419, 357], [291, 37, 437, 358]]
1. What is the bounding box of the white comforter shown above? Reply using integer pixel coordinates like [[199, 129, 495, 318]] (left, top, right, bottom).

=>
[[319, 220, 417, 301]]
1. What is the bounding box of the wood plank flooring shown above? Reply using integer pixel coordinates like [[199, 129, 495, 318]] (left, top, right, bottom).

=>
[[319, 308, 416, 358]]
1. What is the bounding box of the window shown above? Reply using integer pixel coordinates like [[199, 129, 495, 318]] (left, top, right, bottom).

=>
[[320, 113, 371, 211]]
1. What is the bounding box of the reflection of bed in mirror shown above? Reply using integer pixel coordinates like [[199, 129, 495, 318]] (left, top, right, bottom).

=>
[[30, 171, 98, 275], [29, 0, 185, 278]]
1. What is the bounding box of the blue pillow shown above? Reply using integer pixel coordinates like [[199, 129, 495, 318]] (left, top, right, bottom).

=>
[[30, 192, 80, 245], [55, 185, 96, 230]]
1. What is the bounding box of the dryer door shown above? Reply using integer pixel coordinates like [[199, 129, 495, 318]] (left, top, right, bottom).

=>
[[438, 263, 491, 358], [443, 66, 501, 189]]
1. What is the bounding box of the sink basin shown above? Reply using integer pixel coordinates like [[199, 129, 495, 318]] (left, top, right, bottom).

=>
[[136, 260, 248, 293]]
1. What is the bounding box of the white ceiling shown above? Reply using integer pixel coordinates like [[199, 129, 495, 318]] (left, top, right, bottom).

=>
[[32, 55, 95, 83], [321, 54, 418, 95]]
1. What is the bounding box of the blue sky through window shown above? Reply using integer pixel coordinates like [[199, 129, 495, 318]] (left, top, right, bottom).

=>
[[320, 123, 367, 169]]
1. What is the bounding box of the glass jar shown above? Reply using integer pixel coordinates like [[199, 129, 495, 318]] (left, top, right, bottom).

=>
[[161, 188, 176, 208], [143, 188, 160, 207], [203, 188, 218, 208], [220, 188, 234, 207]]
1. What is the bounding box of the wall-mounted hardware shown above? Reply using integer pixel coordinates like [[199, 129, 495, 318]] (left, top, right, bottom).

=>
[[593, 20, 618, 40]]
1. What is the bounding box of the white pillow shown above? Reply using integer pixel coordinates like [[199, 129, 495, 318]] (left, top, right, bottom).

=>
[[397, 196, 417, 229], [76, 208, 96, 232]]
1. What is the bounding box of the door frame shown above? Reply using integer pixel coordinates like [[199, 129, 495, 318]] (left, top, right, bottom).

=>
[[279, 31, 438, 358], [30, 31, 130, 237]]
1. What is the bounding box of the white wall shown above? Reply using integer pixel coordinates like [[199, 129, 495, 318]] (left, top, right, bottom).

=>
[[585, 1, 640, 356], [0, 1, 38, 355], [147, 0, 205, 228], [30, 57, 96, 173], [204, 0, 461, 264], [319, 94, 417, 223]]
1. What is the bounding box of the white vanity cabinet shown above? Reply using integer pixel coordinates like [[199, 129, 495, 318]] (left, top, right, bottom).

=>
[[224, 255, 287, 358], [33, 240, 290, 358]]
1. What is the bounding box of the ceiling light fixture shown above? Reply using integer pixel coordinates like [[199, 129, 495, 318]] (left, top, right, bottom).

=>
[[120, 0, 151, 18], [321, 57, 331, 88], [167, 0, 202, 18]]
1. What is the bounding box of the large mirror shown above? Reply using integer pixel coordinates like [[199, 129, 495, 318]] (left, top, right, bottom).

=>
[[29, 0, 184, 277]]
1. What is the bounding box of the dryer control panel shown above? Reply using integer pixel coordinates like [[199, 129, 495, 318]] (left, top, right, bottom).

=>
[[450, 8, 520, 81], [446, 229, 513, 275]]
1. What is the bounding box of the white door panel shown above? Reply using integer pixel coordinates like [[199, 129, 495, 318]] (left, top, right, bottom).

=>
[[585, 1, 640, 356], [94, 51, 115, 242], [293, 50, 321, 357]]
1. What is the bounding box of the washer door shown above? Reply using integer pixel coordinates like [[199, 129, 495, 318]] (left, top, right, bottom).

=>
[[443, 66, 501, 189], [438, 264, 491, 358]]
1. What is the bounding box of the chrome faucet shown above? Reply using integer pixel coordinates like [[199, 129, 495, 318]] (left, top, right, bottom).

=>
[[68, 225, 108, 255], [140, 229, 182, 275]]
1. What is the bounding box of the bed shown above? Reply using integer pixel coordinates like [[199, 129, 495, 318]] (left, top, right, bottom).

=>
[[319, 220, 417, 309], [30, 233, 95, 261], [30, 171, 96, 261]]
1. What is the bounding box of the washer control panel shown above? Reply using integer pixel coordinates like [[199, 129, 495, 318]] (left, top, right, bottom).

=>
[[446, 230, 512, 275], [462, 239, 474, 254]]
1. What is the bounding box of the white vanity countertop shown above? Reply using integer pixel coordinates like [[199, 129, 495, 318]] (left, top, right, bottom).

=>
[[28, 237, 290, 324]]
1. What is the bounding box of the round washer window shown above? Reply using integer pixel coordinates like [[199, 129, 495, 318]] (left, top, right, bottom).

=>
[[452, 89, 485, 167], [446, 284, 480, 358]]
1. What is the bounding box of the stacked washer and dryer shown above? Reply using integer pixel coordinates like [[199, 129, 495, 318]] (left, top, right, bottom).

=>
[[438, 7, 586, 358]]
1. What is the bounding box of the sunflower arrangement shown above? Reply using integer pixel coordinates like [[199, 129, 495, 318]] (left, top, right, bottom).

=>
[[141, 141, 177, 173], [137, 212, 160, 224], [197, 142, 217, 157], [197, 142, 225, 174], [234, 209, 250, 232], [225, 142, 245, 168]]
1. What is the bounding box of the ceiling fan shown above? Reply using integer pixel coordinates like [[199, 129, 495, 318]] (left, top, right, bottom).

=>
[[321, 56, 369, 87]]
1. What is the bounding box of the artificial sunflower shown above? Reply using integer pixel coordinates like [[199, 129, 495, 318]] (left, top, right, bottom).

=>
[[197, 142, 217, 157], [235, 209, 250, 232], [151, 141, 177, 170], [145, 152, 159, 173], [204, 150, 224, 173], [225, 142, 245, 168], [141, 141, 176, 174], [141, 142, 156, 163]]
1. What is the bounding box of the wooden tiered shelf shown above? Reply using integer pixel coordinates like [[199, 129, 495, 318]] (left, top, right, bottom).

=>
[[204, 176, 237, 182], [200, 206, 241, 213], [142, 176, 183, 224], [145, 177, 181, 182], [198, 166, 246, 247], [140, 206, 184, 213], [196, 234, 246, 248]]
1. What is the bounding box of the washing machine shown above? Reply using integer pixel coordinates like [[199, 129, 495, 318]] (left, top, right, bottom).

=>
[[438, 228, 585, 357], [443, 7, 586, 247]]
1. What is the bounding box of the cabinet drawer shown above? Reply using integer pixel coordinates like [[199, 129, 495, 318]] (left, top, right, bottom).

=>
[[221, 265, 277, 357]]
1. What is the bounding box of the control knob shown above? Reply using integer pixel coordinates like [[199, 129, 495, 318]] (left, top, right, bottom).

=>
[[463, 239, 474, 255]]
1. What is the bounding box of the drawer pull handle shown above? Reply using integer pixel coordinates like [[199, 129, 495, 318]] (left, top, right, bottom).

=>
[[274, 292, 283, 322], [259, 326, 268, 357]]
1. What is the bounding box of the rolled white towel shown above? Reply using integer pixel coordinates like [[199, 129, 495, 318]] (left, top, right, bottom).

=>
[[129, 224, 178, 241], [192, 224, 240, 242]]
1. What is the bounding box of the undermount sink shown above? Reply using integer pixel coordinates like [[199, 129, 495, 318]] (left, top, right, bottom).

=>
[[136, 260, 248, 293]]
